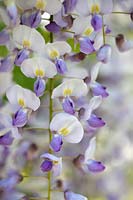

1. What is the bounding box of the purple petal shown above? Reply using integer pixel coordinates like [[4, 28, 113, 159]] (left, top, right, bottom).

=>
[[105, 25, 111, 34], [0, 56, 13, 72], [87, 159, 105, 173], [0, 131, 14, 146], [91, 14, 102, 31], [63, 0, 78, 14], [14, 49, 30, 66], [0, 29, 10, 45], [7, 3, 18, 25], [87, 114, 105, 128], [34, 78, 46, 97], [50, 134, 63, 152], [55, 58, 67, 74], [21, 10, 41, 28], [40, 160, 53, 172], [64, 190, 87, 200], [62, 97, 75, 115], [45, 22, 61, 33], [12, 108, 28, 127], [91, 83, 109, 98], [79, 37, 95, 55], [96, 44, 112, 63]]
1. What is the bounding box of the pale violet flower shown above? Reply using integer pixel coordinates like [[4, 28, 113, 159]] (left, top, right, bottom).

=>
[[44, 41, 71, 60], [50, 113, 84, 143], [6, 85, 40, 111], [83, 137, 105, 173], [52, 79, 88, 99], [21, 57, 57, 79], [40, 153, 62, 176], [16, 0, 62, 15], [12, 25, 45, 54], [115, 34, 133, 52], [75, 0, 113, 16]]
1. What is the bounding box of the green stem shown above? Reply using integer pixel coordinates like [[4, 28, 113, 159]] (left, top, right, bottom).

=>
[[111, 11, 130, 15], [102, 14, 106, 45], [47, 15, 54, 200]]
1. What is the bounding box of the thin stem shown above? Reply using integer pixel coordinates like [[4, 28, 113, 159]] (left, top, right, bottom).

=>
[[23, 175, 48, 179], [23, 127, 49, 131], [62, 29, 75, 34], [102, 14, 106, 45], [111, 11, 130, 15], [47, 15, 54, 200]]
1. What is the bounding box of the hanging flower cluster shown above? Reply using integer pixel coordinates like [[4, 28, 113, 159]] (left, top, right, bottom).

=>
[[0, 0, 133, 199]]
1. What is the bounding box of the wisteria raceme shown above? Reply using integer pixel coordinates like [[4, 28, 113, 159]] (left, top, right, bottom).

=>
[[0, 0, 133, 200]]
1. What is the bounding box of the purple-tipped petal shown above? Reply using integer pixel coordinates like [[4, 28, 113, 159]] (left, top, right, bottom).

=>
[[21, 10, 41, 28], [7, 3, 18, 25], [63, 0, 78, 14], [0, 29, 10, 45], [55, 58, 67, 74], [105, 25, 111, 34], [40, 160, 53, 172], [34, 78, 46, 97], [64, 190, 87, 200], [91, 83, 109, 98], [87, 114, 105, 128], [79, 37, 95, 55], [0, 132, 14, 146], [0, 56, 13, 72], [87, 159, 105, 173], [96, 44, 112, 63], [91, 14, 102, 31], [62, 97, 75, 115], [45, 22, 61, 33], [12, 108, 28, 127], [50, 134, 63, 152], [14, 49, 30, 66]]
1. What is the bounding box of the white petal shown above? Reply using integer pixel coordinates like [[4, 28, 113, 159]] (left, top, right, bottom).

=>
[[13, 25, 45, 53], [11, 127, 22, 139], [50, 113, 84, 143], [84, 137, 96, 162], [21, 57, 57, 78], [75, 0, 89, 16], [53, 158, 62, 176], [45, 41, 71, 58], [16, 0, 35, 10], [45, 0, 62, 14], [90, 62, 101, 82], [6, 85, 40, 111], [70, 16, 91, 35], [100, 0, 113, 14], [52, 79, 88, 98], [0, 7, 10, 26], [64, 64, 88, 79]]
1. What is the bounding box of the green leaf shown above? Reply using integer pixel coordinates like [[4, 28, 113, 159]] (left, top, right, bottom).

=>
[[0, 45, 9, 57], [36, 26, 50, 43], [67, 38, 80, 53], [0, 22, 6, 31], [13, 66, 35, 90]]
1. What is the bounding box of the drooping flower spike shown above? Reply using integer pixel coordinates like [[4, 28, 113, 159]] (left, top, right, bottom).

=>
[[40, 153, 62, 176], [50, 112, 84, 143], [6, 84, 40, 111]]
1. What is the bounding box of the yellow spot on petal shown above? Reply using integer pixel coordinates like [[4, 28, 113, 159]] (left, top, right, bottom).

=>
[[35, 68, 45, 77], [36, 0, 46, 10], [91, 4, 100, 14], [63, 88, 72, 97], [49, 49, 59, 60], [53, 160, 59, 165], [23, 40, 31, 48], [18, 98, 25, 107], [59, 127, 70, 136], [84, 27, 93, 36]]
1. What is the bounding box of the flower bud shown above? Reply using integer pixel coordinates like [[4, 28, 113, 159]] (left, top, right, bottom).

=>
[[62, 97, 75, 114], [91, 14, 102, 31], [0, 132, 14, 146], [34, 78, 46, 97], [50, 134, 63, 152], [14, 49, 30, 66], [21, 10, 41, 28], [45, 22, 61, 33], [87, 159, 105, 173], [87, 114, 105, 128], [79, 37, 95, 55], [12, 108, 28, 127], [0, 56, 13, 72], [40, 160, 53, 172], [97, 44, 112, 63], [0, 29, 9, 45], [55, 58, 67, 74], [91, 83, 109, 98]]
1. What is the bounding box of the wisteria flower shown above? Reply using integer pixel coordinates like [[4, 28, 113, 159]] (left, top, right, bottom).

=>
[[21, 56, 57, 96], [40, 153, 62, 176], [6, 84, 40, 111], [50, 112, 84, 143], [115, 34, 133, 52], [12, 25, 45, 54]]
